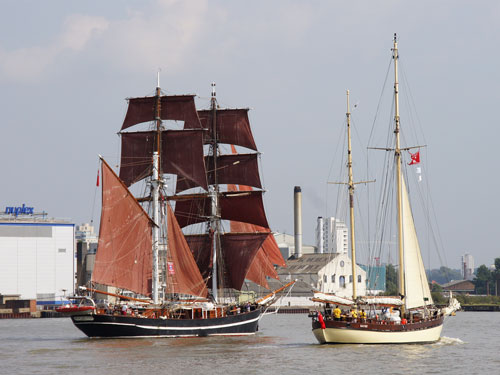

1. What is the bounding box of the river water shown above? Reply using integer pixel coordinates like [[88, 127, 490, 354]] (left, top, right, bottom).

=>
[[0, 311, 496, 374]]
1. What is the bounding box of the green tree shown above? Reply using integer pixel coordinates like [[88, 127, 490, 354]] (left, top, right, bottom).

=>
[[473, 265, 492, 295], [427, 266, 462, 284], [492, 257, 500, 296], [383, 264, 398, 296]]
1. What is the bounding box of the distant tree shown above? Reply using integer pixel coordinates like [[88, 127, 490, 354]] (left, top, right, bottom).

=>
[[426, 266, 462, 285], [431, 282, 443, 292], [493, 257, 500, 296], [473, 265, 492, 295], [382, 264, 398, 296]]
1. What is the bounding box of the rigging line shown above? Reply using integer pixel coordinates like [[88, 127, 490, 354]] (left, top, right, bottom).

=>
[[325, 116, 348, 218], [402, 134, 447, 272], [367, 57, 393, 147], [90, 159, 100, 225], [399, 63, 427, 146]]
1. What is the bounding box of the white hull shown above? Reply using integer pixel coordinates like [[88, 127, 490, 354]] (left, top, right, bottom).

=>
[[312, 323, 443, 344]]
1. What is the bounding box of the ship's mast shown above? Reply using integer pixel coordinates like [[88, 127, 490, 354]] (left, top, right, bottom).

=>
[[151, 72, 162, 304], [393, 33, 405, 313], [346, 90, 358, 300], [210, 82, 220, 303]]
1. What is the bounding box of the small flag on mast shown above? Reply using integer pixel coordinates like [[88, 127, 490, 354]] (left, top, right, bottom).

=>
[[96, 170, 100, 186], [409, 151, 420, 165]]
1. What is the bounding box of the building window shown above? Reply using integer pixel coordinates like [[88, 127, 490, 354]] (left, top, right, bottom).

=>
[[358, 275, 362, 283], [331, 274, 335, 283], [339, 276, 346, 288], [340, 260, 345, 267], [58, 248, 66, 253], [349, 275, 353, 283], [323, 274, 327, 283]]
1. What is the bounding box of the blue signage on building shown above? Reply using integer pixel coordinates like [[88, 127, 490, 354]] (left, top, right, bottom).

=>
[[5, 204, 34, 216]]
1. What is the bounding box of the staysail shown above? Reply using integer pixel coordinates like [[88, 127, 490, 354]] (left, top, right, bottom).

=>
[[401, 175, 433, 309], [93, 159, 154, 297], [165, 204, 208, 297]]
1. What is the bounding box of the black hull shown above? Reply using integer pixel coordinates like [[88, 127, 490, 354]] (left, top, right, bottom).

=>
[[71, 308, 261, 338]]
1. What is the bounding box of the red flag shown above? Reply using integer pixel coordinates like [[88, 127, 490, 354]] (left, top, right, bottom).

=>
[[96, 170, 100, 186], [409, 151, 420, 165], [167, 261, 175, 275]]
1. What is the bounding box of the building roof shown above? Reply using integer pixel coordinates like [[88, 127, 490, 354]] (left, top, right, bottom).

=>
[[278, 253, 340, 275], [441, 279, 475, 291], [244, 278, 314, 296]]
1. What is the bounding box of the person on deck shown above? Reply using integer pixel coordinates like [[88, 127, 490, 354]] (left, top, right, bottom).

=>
[[350, 308, 358, 322], [333, 305, 342, 321], [360, 309, 367, 321]]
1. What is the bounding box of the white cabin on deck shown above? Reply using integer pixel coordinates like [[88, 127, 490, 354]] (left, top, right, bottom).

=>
[[277, 253, 366, 298]]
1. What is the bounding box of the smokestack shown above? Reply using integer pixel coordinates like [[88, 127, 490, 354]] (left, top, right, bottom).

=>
[[317, 216, 324, 254], [294, 186, 302, 258]]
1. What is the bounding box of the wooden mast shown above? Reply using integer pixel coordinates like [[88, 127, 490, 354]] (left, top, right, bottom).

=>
[[346, 90, 358, 300], [393, 33, 405, 314], [329, 91, 374, 300], [210, 82, 220, 303], [151, 72, 162, 304]]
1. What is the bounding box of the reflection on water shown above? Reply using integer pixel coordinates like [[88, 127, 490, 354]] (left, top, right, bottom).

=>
[[0, 312, 495, 375]]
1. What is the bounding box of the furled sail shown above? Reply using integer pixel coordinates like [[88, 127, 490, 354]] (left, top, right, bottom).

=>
[[93, 159, 153, 297], [119, 130, 208, 189], [165, 204, 208, 297], [401, 176, 433, 309]]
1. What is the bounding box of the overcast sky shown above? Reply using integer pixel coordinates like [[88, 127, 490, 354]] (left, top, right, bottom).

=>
[[2, 1, 499, 270]]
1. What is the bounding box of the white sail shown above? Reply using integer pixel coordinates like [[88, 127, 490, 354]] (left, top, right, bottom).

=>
[[401, 175, 433, 309]]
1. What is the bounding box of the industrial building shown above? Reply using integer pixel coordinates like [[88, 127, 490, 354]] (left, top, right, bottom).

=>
[[461, 253, 474, 280], [316, 216, 348, 254], [0, 205, 75, 305]]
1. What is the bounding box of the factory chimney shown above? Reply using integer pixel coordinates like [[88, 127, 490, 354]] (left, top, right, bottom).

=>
[[294, 186, 302, 258], [317, 216, 324, 253]]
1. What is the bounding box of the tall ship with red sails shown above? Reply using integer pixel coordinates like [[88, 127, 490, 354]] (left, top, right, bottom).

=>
[[67, 79, 291, 338]]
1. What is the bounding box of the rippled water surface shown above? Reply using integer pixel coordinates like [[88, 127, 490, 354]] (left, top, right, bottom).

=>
[[0, 311, 496, 374]]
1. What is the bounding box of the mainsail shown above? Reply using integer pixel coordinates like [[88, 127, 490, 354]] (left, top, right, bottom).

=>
[[401, 175, 433, 309]]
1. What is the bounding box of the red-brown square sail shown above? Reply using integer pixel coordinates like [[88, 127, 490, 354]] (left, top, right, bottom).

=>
[[193, 109, 257, 151], [121, 95, 201, 130], [120, 130, 208, 189], [176, 153, 261, 192]]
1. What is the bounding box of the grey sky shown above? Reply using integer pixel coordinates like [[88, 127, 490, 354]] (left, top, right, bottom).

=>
[[1, 1, 499, 269]]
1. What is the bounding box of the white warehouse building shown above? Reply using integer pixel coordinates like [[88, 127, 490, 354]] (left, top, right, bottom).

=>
[[0, 205, 75, 304]]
